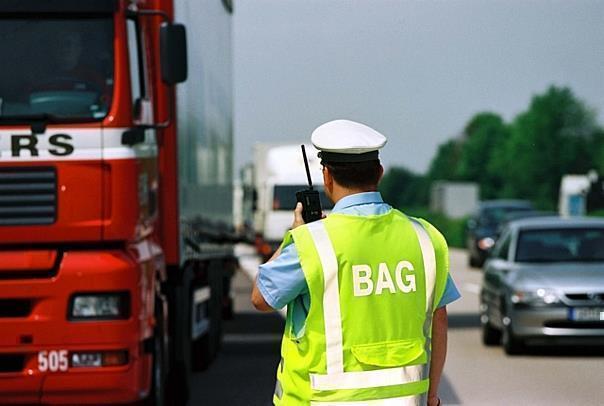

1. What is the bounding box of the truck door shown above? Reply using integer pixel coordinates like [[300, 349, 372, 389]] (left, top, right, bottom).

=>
[[100, 17, 159, 240]]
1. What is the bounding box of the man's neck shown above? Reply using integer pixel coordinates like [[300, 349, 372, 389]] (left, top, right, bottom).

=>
[[331, 187, 377, 205]]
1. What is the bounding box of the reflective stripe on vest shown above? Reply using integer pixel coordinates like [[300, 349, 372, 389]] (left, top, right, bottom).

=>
[[411, 218, 437, 377], [274, 379, 283, 399], [310, 393, 421, 406], [306, 219, 437, 392]]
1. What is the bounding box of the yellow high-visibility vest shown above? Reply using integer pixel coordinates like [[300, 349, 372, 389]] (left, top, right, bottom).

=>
[[273, 210, 448, 405]]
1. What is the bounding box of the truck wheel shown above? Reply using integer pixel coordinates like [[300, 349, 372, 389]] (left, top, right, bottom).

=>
[[192, 262, 222, 371], [146, 302, 167, 406], [166, 360, 189, 406], [211, 264, 224, 353], [165, 267, 191, 406], [502, 321, 524, 355], [192, 332, 212, 371]]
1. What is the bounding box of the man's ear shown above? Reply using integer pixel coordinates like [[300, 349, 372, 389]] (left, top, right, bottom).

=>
[[323, 166, 333, 192], [378, 164, 384, 181]]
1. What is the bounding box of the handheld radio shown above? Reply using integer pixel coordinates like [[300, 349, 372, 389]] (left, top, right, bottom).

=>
[[296, 145, 323, 223]]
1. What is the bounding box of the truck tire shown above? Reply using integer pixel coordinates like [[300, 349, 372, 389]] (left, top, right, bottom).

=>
[[165, 267, 192, 406], [210, 261, 224, 352], [192, 332, 212, 371], [192, 260, 223, 370], [146, 299, 167, 406]]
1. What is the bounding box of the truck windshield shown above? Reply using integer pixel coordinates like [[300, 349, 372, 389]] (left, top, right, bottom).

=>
[[273, 185, 334, 211], [0, 17, 113, 122], [516, 228, 604, 263]]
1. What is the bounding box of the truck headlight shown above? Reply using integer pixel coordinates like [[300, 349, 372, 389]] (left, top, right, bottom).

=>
[[69, 292, 130, 320], [511, 289, 560, 306]]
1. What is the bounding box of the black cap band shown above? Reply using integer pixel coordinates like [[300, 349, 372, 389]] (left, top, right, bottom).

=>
[[318, 150, 379, 163]]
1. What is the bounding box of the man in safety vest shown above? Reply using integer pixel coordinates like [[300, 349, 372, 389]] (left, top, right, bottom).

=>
[[252, 119, 461, 406]]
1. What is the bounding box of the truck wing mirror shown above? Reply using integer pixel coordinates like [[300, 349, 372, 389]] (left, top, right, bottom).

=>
[[160, 23, 188, 85], [132, 97, 154, 126]]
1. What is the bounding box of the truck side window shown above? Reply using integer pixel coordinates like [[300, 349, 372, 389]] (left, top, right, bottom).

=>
[[127, 19, 146, 107]]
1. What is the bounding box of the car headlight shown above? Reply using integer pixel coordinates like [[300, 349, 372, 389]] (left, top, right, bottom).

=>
[[511, 289, 560, 306], [478, 237, 495, 251], [69, 292, 130, 320]]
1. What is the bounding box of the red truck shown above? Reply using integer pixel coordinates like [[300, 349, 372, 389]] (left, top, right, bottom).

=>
[[0, 0, 235, 403]]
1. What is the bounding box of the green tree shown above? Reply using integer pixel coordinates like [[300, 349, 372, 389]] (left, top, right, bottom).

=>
[[500, 86, 600, 208], [379, 167, 429, 208], [594, 129, 604, 175], [455, 112, 509, 198], [426, 139, 463, 182]]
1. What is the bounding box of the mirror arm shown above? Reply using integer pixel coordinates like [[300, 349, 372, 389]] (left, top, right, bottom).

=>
[[126, 9, 171, 24]]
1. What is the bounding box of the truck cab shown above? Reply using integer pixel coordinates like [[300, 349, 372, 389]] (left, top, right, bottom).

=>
[[0, 0, 234, 403]]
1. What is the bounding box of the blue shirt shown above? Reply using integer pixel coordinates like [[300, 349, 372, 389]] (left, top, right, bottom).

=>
[[256, 192, 461, 335]]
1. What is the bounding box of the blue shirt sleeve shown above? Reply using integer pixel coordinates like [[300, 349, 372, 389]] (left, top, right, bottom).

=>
[[256, 244, 307, 310], [436, 274, 461, 308]]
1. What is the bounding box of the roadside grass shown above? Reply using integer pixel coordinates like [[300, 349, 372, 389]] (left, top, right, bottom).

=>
[[588, 209, 604, 217]]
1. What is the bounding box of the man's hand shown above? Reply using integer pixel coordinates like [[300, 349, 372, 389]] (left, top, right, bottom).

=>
[[292, 202, 305, 229], [427, 395, 441, 406]]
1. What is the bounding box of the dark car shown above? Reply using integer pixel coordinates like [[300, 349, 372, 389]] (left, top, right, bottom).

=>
[[466, 200, 534, 267], [480, 217, 604, 355]]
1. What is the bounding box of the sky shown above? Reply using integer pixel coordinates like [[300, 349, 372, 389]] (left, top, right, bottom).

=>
[[233, 0, 604, 174]]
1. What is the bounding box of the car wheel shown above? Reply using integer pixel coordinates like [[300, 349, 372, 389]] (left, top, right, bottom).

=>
[[481, 318, 501, 346], [502, 321, 524, 355]]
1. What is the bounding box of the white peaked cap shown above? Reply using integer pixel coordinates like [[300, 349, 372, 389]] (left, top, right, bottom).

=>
[[311, 119, 387, 162]]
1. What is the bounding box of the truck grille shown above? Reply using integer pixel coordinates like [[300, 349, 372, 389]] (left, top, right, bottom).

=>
[[0, 299, 32, 318], [0, 168, 56, 226]]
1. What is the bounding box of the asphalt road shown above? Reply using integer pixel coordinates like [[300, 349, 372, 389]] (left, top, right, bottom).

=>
[[190, 246, 283, 406], [190, 246, 604, 405]]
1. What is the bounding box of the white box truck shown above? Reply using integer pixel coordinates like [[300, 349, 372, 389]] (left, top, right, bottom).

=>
[[430, 181, 479, 219], [252, 143, 332, 257]]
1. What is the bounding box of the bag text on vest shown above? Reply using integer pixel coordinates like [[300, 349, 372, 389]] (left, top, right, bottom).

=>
[[352, 261, 417, 297]]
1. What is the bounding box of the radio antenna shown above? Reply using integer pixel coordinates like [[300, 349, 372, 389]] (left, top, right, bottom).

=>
[[301, 145, 314, 190]]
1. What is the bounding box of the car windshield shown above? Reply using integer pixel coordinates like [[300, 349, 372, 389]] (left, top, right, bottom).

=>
[[273, 185, 334, 211], [0, 17, 113, 121], [516, 228, 604, 263], [481, 206, 533, 227]]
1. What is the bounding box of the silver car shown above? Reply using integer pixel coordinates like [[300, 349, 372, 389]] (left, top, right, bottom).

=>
[[480, 217, 604, 354]]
